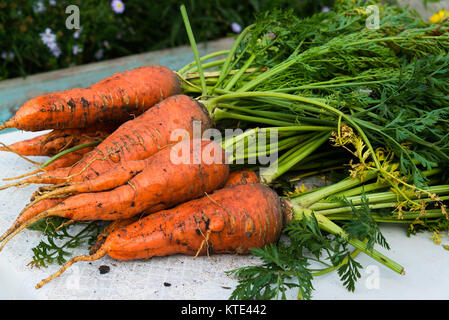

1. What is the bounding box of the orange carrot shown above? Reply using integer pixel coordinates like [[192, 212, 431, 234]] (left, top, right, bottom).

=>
[[0, 139, 229, 246], [88, 169, 261, 255], [0, 66, 181, 132], [0, 94, 212, 189], [38, 148, 93, 171], [0, 134, 48, 156], [35, 183, 292, 288], [39, 128, 113, 156], [224, 169, 259, 188], [0, 127, 114, 157]]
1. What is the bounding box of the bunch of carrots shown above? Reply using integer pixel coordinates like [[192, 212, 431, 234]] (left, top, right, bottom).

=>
[[0, 61, 296, 290], [1, 0, 449, 299]]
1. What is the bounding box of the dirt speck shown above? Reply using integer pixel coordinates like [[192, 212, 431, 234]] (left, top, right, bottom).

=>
[[163, 282, 172, 287], [99, 265, 110, 274]]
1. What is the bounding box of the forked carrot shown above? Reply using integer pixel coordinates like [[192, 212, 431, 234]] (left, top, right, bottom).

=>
[[88, 169, 262, 256], [0, 139, 229, 247]]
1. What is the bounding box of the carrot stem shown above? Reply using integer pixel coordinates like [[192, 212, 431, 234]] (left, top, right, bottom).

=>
[[40, 140, 100, 169], [178, 50, 229, 75], [212, 24, 255, 91], [291, 205, 405, 275], [180, 5, 207, 96]]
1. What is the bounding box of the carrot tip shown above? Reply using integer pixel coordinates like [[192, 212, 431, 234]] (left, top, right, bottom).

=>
[[3, 169, 43, 181]]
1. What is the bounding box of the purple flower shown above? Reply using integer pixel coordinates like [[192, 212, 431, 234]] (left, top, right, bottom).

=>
[[111, 0, 125, 14], [231, 22, 242, 34], [40, 28, 61, 57], [49, 0, 56, 5], [1, 52, 13, 60], [73, 27, 83, 39], [95, 48, 104, 60], [50, 45, 61, 58], [72, 45, 82, 55], [33, 1, 46, 13], [321, 6, 330, 13]]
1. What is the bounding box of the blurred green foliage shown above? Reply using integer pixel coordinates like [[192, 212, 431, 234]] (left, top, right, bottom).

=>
[[0, 0, 333, 80]]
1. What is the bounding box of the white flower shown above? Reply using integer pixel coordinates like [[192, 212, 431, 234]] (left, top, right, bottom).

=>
[[40, 28, 56, 46], [103, 41, 110, 49], [8, 52, 14, 59], [231, 22, 242, 34], [95, 48, 104, 60], [111, 0, 125, 14], [1, 52, 7, 59], [321, 6, 330, 12], [49, 0, 56, 5], [33, 1, 46, 13], [72, 45, 82, 55]]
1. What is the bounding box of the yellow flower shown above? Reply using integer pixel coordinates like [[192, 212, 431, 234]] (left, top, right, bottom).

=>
[[429, 10, 449, 24], [354, 8, 367, 15]]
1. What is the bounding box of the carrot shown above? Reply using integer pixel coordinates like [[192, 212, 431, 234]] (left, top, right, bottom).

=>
[[88, 168, 262, 255], [5, 148, 94, 183], [0, 127, 114, 157], [37, 148, 94, 171], [0, 134, 49, 156], [39, 128, 113, 156], [5, 160, 259, 245], [0, 139, 229, 247], [35, 183, 292, 288], [224, 169, 259, 188], [0, 66, 181, 132], [0, 94, 212, 190], [1, 140, 102, 182], [88, 217, 140, 256]]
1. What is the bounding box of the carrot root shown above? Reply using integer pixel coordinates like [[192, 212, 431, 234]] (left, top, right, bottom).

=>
[[3, 168, 45, 181], [0, 211, 52, 252], [0, 180, 31, 191], [36, 247, 107, 289], [0, 142, 42, 166]]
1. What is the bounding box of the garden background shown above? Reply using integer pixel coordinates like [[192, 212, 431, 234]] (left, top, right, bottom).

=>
[[1, 0, 447, 81]]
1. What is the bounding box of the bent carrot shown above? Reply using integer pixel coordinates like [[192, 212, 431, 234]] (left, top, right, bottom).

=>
[[0, 139, 229, 247], [35, 183, 292, 288], [0, 66, 181, 132]]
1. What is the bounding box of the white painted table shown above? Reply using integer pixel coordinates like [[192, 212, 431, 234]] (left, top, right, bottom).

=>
[[0, 130, 448, 300]]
